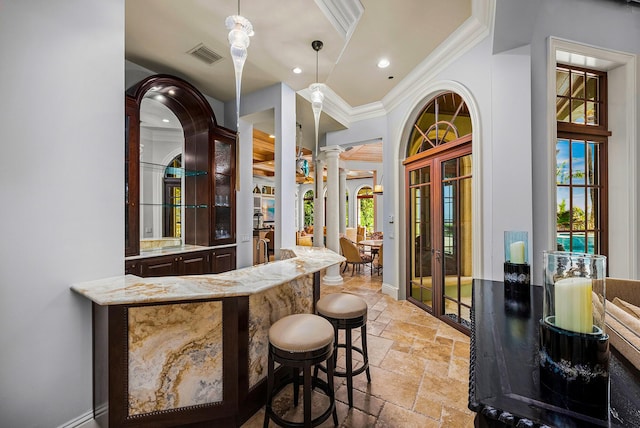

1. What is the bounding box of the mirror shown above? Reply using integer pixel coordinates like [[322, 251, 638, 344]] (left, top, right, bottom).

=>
[[139, 97, 185, 251]]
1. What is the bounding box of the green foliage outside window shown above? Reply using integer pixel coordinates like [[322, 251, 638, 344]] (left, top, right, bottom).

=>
[[303, 190, 314, 227], [358, 187, 374, 235]]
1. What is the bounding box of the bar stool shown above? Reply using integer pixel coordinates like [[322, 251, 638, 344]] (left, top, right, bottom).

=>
[[264, 313, 339, 428], [316, 293, 371, 408]]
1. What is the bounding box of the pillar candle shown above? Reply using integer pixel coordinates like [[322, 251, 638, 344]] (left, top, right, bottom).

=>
[[510, 241, 525, 264], [554, 277, 593, 334]]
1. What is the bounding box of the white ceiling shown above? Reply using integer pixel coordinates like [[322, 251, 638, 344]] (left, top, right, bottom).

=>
[[126, 0, 472, 148]]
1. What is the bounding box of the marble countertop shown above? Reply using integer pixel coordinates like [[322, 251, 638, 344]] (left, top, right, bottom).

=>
[[125, 243, 236, 260], [72, 246, 345, 306]]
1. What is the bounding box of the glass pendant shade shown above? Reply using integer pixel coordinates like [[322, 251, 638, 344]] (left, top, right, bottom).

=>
[[225, 15, 254, 128], [309, 82, 326, 158]]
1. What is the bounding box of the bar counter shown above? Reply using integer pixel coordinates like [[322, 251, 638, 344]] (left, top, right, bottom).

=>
[[72, 246, 344, 428]]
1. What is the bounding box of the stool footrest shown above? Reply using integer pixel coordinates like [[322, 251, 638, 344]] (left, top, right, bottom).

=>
[[266, 375, 336, 428]]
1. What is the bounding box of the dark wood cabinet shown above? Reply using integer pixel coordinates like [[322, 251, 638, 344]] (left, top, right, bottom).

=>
[[125, 75, 236, 260], [125, 260, 139, 275], [212, 247, 236, 274], [128, 247, 236, 277], [139, 255, 178, 277], [179, 251, 212, 275]]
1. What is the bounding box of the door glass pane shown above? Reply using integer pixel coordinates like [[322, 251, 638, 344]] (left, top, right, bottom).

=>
[[460, 177, 473, 283], [443, 159, 457, 179], [442, 155, 472, 330], [460, 305, 471, 325], [409, 167, 433, 309], [460, 154, 472, 176]]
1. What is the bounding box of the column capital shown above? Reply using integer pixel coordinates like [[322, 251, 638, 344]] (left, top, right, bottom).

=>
[[320, 145, 345, 158]]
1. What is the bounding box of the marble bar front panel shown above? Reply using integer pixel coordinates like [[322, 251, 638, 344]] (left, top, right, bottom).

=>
[[247, 274, 314, 388], [128, 301, 223, 415]]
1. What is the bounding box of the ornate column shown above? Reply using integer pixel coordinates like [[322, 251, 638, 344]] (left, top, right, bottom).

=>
[[339, 168, 347, 235], [313, 158, 325, 247], [322, 146, 344, 284]]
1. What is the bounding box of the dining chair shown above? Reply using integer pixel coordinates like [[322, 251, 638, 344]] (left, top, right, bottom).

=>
[[339, 237, 373, 276]]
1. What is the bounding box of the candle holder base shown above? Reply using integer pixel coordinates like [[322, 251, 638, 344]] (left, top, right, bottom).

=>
[[504, 262, 530, 286], [504, 263, 531, 316], [539, 319, 610, 420]]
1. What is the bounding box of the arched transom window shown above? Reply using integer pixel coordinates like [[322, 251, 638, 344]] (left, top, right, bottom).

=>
[[407, 92, 471, 157]]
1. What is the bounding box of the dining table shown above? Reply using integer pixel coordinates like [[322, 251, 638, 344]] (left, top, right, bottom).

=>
[[357, 239, 383, 262]]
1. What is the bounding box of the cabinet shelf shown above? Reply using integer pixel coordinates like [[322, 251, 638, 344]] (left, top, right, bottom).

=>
[[141, 161, 207, 177], [140, 203, 208, 209]]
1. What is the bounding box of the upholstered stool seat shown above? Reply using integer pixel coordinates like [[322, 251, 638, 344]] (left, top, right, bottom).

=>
[[264, 313, 339, 428], [315, 293, 371, 408]]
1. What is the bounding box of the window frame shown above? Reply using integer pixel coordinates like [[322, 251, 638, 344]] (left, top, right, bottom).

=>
[[555, 63, 610, 257]]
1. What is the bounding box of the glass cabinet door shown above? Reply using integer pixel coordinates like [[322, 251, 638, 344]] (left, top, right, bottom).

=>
[[212, 137, 235, 244]]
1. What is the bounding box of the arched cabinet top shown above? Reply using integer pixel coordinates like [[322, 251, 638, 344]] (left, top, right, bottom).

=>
[[126, 74, 224, 133]]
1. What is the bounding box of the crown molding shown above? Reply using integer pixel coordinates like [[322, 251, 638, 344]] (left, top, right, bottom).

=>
[[298, 0, 495, 128], [382, 0, 495, 112]]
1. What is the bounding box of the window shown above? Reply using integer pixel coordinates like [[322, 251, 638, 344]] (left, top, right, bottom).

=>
[[357, 187, 374, 235], [555, 65, 609, 255]]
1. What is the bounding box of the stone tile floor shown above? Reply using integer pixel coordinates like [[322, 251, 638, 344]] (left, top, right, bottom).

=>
[[242, 267, 475, 427]]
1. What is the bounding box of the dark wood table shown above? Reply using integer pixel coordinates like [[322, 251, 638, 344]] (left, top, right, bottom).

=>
[[469, 279, 640, 428]]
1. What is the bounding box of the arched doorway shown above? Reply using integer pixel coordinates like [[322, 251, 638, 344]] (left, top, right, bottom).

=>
[[404, 91, 473, 333]]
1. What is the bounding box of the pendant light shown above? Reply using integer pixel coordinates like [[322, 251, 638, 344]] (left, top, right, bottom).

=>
[[225, 0, 254, 130], [310, 40, 325, 193]]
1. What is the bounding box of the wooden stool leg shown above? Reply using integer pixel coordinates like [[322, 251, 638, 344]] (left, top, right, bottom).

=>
[[293, 367, 300, 406], [303, 363, 312, 428], [263, 349, 275, 428], [327, 348, 339, 426], [361, 324, 371, 382], [345, 327, 353, 407]]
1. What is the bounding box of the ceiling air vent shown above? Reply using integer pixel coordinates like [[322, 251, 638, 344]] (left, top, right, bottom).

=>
[[188, 43, 223, 65]]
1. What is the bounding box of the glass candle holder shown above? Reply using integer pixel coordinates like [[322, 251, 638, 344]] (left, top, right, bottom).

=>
[[539, 251, 609, 419], [504, 231, 530, 293], [505, 231, 528, 264]]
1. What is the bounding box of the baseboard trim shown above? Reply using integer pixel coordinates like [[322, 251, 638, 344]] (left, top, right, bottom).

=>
[[381, 281, 399, 300], [57, 410, 94, 428]]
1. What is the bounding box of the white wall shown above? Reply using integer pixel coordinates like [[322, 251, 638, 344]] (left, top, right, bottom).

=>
[[496, 0, 640, 281], [230, 83, 297, 265], [0, 1, 124, 426]]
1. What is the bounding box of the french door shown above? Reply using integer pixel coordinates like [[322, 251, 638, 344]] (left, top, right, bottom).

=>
[[406, 138, 472, 332]]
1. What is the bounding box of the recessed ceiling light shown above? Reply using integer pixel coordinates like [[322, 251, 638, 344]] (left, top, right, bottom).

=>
[[168, 89, 176, 95], [292, 67, 302, 74], [377, 58, 390, 69], [162, 119, 170, 123]]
